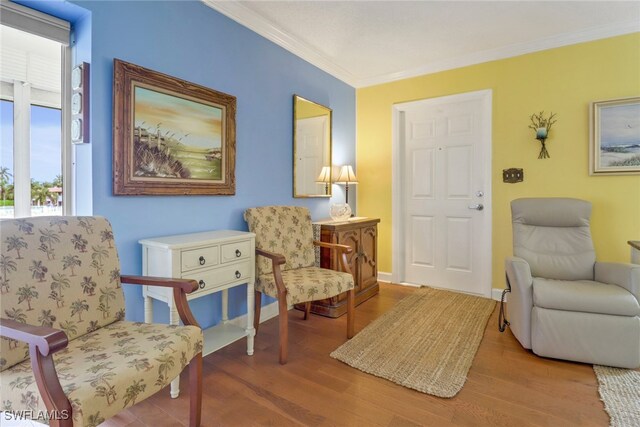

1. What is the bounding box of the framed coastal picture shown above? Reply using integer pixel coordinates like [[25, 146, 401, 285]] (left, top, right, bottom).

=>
[[113, 59, 236, 195], [590, 97, 640, 175]]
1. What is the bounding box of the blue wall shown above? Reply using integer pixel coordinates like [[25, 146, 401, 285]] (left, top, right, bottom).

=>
[[19, 0, 356, 328]]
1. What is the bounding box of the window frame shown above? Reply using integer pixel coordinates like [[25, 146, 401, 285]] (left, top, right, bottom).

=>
[[0, 1, 73, 216]]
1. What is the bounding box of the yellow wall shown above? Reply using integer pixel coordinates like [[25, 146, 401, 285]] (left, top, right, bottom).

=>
[[357, 33, 640, 287]]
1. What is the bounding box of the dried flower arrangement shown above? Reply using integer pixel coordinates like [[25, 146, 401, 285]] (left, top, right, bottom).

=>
[[528, 111, 557, 159]]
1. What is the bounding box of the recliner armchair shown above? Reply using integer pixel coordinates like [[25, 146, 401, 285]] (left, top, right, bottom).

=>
[[505, 198, 640, 368]]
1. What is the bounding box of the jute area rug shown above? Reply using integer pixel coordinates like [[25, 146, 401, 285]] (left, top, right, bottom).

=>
[[330, 286, 495, 398], [594, 365, 640, 427]]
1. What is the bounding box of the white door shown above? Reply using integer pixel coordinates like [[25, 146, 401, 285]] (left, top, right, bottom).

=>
[[394, 90, 492, 297], [295, 116, 327, 195]]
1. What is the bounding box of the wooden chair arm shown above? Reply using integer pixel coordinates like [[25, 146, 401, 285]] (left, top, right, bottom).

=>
[[120, 275, 198, 293], [312, 241, 353, 276], [313, 240, 353, 254], [0, 318, 68, 357], [120, 275, 200, 328], [1, 318, 72, 424], [255, 248, 286, 265]]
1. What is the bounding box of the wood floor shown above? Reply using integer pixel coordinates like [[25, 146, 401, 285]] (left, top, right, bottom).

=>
[[103, 283, 609, 427]]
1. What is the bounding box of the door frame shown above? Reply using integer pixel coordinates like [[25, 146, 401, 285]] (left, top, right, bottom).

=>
[[391, 89, 493, 296]]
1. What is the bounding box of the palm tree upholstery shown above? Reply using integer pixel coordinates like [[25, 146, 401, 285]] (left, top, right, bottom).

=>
[[244, 206, 355, 364], [1, 216, 203, 427]]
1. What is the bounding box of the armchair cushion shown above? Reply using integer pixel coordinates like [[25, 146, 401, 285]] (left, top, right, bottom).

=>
[[1, 320, 202, 427], [532, 278, 640, 316], [244, 206, 315, 277], [1, 216, 125, 372], [256, 266, 354, 306], [511, 198, 596, 281]]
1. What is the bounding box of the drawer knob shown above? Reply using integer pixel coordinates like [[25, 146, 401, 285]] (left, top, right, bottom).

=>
[[198, 280, 206, 289], [235, 270, 241, 279], [199, 256, 206, 266], [235, 249, 242, 257]]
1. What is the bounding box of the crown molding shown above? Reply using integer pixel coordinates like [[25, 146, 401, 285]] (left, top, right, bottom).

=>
[[356, 20, 640, 88], [203, 0, 359, 86], [202, 1, 639, 89]]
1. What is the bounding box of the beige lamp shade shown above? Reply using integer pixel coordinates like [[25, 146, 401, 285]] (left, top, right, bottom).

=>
[[336, 165, 358, 184], [316, 166, 332, 183]]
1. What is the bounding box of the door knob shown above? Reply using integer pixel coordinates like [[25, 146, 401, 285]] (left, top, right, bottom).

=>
[[468, 203, 484, 211]]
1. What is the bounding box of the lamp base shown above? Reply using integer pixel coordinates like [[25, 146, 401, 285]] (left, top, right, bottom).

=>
[[330, 203, 352, 221]]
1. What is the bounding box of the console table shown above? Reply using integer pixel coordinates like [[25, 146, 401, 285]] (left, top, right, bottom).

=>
[[297, 217, 380, 318], [140, 230, 255, 398]]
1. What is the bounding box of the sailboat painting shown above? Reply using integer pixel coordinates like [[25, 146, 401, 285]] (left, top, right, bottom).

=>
[[591, 97, 640, 175]]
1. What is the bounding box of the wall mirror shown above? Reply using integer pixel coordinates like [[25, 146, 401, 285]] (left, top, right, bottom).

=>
[[293, 95, 332, 198]]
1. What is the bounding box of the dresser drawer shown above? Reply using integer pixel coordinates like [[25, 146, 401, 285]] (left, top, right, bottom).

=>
[[221, 240, 251, 264], [190, 261, 252, 295], [181, 245, 219, 272]]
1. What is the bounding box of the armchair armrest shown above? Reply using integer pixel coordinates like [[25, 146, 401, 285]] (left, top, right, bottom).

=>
[[0, 318, 68, 357], [313, 241, 353, 276], [595, 262, 640, 300], [505, 257, 533, 292], [255, 248, 286, 265], [505, 256, 534, 349], [1, 318, 72, 422], [120, 275, 200, 328], [313, 240, 353, 254]]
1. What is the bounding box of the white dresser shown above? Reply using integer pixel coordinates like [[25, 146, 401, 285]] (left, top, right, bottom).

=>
[[139, 230, 256, 397]]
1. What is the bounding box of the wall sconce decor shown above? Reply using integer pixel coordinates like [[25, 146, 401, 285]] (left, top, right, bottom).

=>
[[315, 166, 332, 195], [528, 111, 557, 159]]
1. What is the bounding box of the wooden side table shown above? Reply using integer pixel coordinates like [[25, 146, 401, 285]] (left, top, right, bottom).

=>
[[297, 217, 380, 318], [140, 230, 255, 398]]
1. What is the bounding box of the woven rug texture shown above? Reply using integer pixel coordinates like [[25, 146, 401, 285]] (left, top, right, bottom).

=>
[[594, 365, 640, 427], [330, 286, 495, 398]]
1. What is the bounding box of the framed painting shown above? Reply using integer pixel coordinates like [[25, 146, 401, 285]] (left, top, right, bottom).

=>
[[113, 59, 236, 195], [590, 96, 640, 175]]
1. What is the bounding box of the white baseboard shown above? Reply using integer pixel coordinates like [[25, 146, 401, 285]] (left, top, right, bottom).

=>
[[492, 287, 507, 302], [378, 271, 393, 283], [395, 282, 422, 288], [227, 301, 279, 328], [381, 273, 506, 299]]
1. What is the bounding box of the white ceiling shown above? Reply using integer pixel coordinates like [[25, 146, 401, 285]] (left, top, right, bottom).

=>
[[205, 1, 640, 88]]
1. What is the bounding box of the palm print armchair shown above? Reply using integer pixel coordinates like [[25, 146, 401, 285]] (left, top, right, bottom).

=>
[[244, 206, 355, 364], [0, 216, 203, 427]]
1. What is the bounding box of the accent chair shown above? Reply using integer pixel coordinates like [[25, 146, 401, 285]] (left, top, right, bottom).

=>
[[505, 198, 640, 368], [0, 216, 203, 426], [244, 206, 355, 364]]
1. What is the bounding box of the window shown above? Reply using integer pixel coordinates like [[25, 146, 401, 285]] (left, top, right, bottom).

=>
[[0, 3, 71, 218]]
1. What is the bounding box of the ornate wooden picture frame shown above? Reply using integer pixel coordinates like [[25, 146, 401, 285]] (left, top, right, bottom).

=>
[[113, 59, 236, 195]]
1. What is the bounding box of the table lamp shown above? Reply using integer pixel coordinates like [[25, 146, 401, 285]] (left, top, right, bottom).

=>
[[316, 166, 332, 195], [336, 165, 358, 205]]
